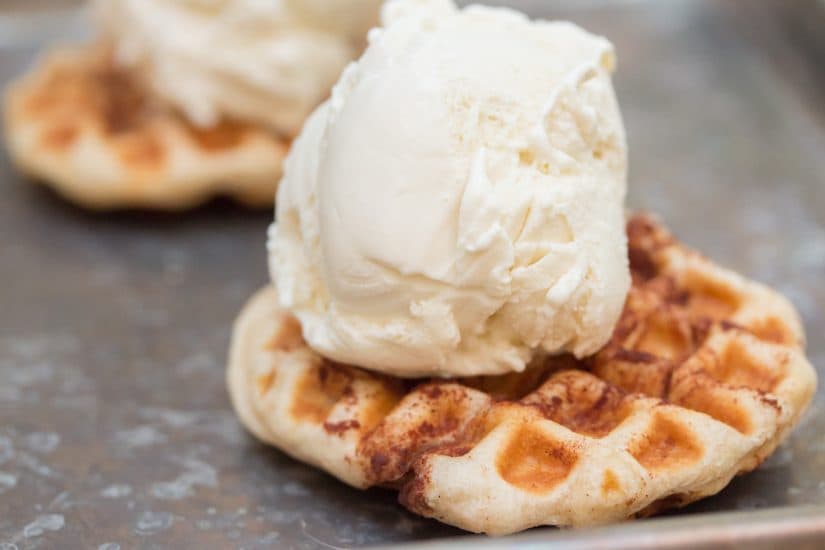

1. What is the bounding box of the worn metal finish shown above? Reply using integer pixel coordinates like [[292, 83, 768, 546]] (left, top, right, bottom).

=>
[[1, 1, 823, 549]]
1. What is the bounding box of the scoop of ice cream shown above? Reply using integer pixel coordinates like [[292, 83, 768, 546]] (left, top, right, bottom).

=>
[[93, 0, 382, 135], [269, 0, 630, 378]]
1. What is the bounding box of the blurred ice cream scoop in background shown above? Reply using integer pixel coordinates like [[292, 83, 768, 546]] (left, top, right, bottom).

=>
[[94, 0, 383, 136], [269, 0, 630, 378]]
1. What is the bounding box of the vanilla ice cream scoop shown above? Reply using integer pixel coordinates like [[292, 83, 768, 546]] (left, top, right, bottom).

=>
[[94, 0, 382, 135], [269, 0, 631, 377]]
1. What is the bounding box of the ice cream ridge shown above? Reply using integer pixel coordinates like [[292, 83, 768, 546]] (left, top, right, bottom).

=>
[[269, 0, 630, 377]]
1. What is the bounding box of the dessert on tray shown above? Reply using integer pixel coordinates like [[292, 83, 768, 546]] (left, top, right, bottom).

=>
[[229, 214, 815, 534], [3, 0, 381, 210], [227, 0, 816, 534]]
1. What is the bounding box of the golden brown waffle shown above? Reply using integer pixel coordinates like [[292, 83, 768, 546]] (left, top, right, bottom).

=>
[[4, 45, 290, 210], [227, 214, 816, 534]]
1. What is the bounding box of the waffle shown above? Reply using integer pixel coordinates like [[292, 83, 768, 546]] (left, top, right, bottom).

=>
[[227, 214, 816, 535], [3, 45, 289, 210]]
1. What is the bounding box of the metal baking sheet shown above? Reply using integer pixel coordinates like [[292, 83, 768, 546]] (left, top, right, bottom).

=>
[[1, 1, 823, 548]]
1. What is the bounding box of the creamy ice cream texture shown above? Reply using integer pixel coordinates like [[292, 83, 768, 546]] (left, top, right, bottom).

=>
[[269, 0, 631, 378], [94, 0, 383, 135]]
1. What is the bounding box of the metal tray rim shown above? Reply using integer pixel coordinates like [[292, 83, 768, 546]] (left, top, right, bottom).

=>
[[381, 504, 825, 549]]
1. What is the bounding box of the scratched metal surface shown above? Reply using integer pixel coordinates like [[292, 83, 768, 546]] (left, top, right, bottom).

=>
[[0, 1, 823, 549]]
